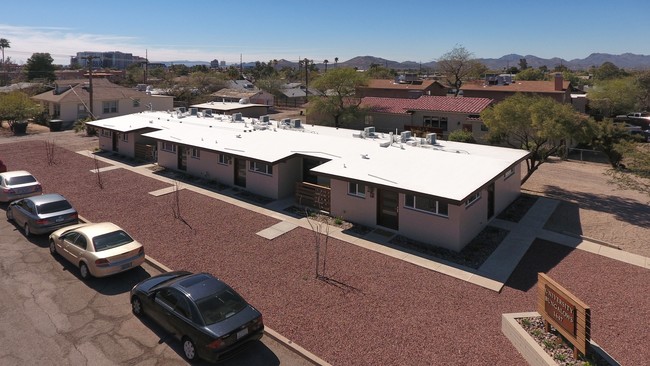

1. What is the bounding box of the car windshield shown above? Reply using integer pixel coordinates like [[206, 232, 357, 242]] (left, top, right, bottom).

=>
[[195, 289, 247, 325], [6, 175, 37, 185], [92, 230, 134, 251], [37, 200, 72, 214]]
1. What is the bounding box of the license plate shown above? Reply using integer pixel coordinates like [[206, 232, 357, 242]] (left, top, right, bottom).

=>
[[237, 328, 248, 339], [55, 217, 64, 223], [120, 262, 132, 270]]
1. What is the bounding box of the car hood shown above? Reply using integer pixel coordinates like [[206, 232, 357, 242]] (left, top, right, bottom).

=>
[[205, 305, 261, 337]]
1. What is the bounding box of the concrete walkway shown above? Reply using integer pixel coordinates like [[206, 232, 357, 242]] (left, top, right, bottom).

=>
[[78, 150, 650, 295]]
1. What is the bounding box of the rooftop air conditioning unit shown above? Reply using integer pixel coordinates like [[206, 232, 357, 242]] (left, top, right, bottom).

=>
[[260, 115, 270, 123], [204, 109, 213, 117], [363, 126, 375, 137], [232, 113, 243, 121], [282, 118, 291, 125], [177, 107, 186, 114], [291, 119, 302, 128], [426, 133, 437, 144], [400, 131, 412, 142], [189, 107, 198, 116]]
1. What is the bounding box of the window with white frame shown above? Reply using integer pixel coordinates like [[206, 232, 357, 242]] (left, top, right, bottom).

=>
[[405, 194, 448, 217], [465, 191, 481, 206], [121, 132, 128, 142], [162, 141, 176, 152], [218, 153, 231, 165], [190, 148, 200, 159], [101, 129, 111, 137], [250, 161, 272, 175], [102, 100, 118, 114], [348, 182, 366, 198], [504, 167, 515, 180]]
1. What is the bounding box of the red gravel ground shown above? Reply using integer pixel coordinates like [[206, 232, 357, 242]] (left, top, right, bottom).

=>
[[2, 140, 649, 365]]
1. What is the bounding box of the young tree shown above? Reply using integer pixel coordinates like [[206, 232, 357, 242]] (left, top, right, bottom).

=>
[[481, 94, 589, 184], [437, 45, 486, 96], [24, 53, 56, 82], [0, 38, 9, 86], [515, 68, 546, 81], [307, 68, 368, 128], [587, 77, 640, 117], [0, 91, 42, 129]]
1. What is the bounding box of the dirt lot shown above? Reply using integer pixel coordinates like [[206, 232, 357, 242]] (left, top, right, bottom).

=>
[[522, 157, 650, 257]]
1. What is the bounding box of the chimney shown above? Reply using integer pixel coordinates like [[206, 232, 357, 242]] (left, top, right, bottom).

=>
[[554, 73, 563, 91]]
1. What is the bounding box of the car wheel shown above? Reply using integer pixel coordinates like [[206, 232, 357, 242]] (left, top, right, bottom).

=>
[[79, 263, 91, 280], [23, 224, 30, 237], [182, 337, 198, 362], [131, 296, 143, 317], [49, 240, 57, 256]]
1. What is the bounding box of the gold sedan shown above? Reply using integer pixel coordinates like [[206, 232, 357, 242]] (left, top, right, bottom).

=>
[[49, 222, 145, 279]]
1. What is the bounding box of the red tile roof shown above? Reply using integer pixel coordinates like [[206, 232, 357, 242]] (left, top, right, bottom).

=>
[[361, 96, 494, 114]]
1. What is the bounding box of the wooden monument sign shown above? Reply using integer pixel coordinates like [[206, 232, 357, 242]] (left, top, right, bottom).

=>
[[537, 273, 591, 359]]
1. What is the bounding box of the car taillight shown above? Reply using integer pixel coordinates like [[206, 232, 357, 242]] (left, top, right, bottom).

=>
[[70, 213, 78, 220], [2, 188, 14, 194], [95, 258, 110, 267], [137, 247, 144, 256], [255, 315, 263, 327], [36, 219, 49, 225], [206, 338, 225, 350]]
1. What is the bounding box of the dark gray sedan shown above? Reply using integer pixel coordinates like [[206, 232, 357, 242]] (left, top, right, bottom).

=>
[[6, 193, 79, 236], [130, 271, 264, 363]]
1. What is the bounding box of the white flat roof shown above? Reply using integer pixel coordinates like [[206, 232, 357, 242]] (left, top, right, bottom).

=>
[[191, 101, 268, 111], [88, 111, 529, 202]]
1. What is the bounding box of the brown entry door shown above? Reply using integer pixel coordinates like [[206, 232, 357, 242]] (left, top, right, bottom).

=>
[[234, 158, 246, 187], [177, 146, 187, 171], [487, 182, 495, 219], [377, 189, 399, 230], [112, 132, 118, 152]]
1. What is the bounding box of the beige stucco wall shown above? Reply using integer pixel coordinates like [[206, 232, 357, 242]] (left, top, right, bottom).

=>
[[185, 149, 219, 180], [399, 199, 462, 251], [277, 157, 302, 199], [157, 142, 177, 168], [493, 164, 523, 215], [245, 162, 279, 199], [329, 179, 378, 227]]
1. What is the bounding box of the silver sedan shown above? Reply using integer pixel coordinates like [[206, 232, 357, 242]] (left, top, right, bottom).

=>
[[0, 170, 42, 203], [6, 193, 79, 236]]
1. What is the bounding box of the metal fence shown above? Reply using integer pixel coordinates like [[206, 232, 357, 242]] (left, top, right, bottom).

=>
[[567, 148, 609, 164]]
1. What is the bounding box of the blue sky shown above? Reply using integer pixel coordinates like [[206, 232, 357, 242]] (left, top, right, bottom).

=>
[[1, 0, 649, 66]]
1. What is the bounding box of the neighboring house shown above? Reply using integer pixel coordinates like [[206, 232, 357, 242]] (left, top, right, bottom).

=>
[[87, 110, 528, 252], [461, 73, 572, 105], [277, 83, 322, 107], [211, 80, 275, 106], [356, 77, 448, 99], [359, 96, 494, 141], [31, 78, 173, 124]]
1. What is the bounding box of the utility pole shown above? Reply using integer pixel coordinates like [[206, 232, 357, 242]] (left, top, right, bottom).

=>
[[83, 55, 97, 119], [144, 49, 148, 84]]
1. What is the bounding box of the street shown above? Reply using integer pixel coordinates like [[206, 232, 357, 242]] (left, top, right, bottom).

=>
[[0, 206, 312, 366]]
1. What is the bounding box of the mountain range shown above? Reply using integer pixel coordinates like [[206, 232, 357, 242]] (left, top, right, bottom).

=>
[[161, 53, 650, 71]]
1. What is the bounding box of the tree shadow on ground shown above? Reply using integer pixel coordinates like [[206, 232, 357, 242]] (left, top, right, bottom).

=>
[[505, 239, 574, 292], [542, 185, 650, 229]]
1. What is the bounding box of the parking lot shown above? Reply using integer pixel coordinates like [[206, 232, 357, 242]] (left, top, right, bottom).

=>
[[0, 208, 312, 365]]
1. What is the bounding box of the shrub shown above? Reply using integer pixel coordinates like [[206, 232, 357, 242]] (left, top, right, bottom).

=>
[[448, 129, 476, 143]]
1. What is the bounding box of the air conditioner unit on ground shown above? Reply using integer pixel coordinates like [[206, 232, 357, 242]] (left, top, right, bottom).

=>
[[400, 131, 412, 142], [426, 133, 437, 144], [291, 119, 302, 128]]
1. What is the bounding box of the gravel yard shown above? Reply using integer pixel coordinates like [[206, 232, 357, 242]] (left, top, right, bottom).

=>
[[1, 138, 648, 365]]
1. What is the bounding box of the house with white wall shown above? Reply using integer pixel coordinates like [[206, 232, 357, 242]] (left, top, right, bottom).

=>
[[31, 78, 173, 126], [87, 111, 529, 252]]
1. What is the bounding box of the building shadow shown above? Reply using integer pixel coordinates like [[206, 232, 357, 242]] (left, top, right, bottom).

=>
[[505, 239, 575, 292]]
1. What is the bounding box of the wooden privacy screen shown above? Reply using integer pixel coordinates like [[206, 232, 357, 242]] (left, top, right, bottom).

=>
[[537, 273, 591, 358]]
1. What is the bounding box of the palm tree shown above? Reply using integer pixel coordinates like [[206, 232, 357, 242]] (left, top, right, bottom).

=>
[[334, 57, 339, 68], [0, 38, 9, 65], [323, 59, 329, 72], [0, 38, 9, 85]]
